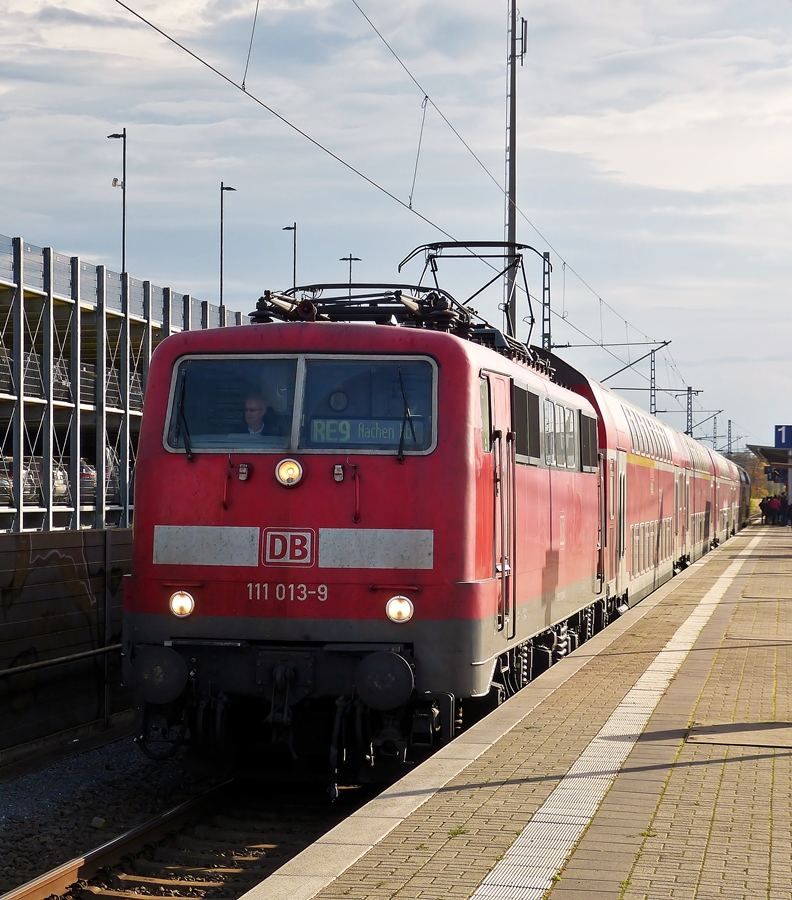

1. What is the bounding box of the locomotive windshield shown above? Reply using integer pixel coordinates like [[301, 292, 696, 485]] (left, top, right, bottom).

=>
[[167, 357, 297, 450], [299, 359, 433, 451], [165, 355, 435, 455]]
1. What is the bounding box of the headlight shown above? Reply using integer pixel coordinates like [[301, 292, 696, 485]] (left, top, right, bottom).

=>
[[275, 458, 303, 487], [168, 590, 195, 618], [385, 595, 414, 623]]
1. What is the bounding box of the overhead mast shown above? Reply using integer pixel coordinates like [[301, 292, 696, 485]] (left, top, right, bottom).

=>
[[505, 1, 526, 338]]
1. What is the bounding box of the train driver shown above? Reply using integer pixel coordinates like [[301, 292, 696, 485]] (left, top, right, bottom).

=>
[[243, 392, 283, 436]]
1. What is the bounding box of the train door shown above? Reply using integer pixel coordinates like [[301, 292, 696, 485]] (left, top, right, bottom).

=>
[[605, 455, 616, 594], [616, 450, 627, 594], [596, 458, 604, 592], [487, 373, 516, 639], [675, 471, 685, 561]]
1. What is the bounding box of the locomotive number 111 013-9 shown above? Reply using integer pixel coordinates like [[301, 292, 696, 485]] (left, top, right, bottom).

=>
[[247, 582, 328, 602]]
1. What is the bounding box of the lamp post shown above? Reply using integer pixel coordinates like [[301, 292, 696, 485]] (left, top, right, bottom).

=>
[[339, 253, 361, 300], [107, 128, 127, 273], [282, 223, 297, 290], [220, 181, 236, 308]]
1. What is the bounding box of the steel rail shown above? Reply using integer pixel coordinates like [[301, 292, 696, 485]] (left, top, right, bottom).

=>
[[0, 780, 233, 900]]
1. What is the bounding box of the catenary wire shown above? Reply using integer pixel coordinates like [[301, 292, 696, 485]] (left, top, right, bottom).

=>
[[113, 0, 457, 242], [349, 1, 708, 417], [350, 0, 661, 346], [115, 0, 712, 419], [241, 0, 261, 91], [110, 0, 604, 346], [408, 96, 429, 209]]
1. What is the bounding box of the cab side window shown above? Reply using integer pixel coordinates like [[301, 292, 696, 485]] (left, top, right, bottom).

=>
[[480, 376, 491, 452]]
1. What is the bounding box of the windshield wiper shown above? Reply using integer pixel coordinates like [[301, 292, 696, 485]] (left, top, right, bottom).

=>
[[176, 367, 194, 461], [397, 366, 417, 464]]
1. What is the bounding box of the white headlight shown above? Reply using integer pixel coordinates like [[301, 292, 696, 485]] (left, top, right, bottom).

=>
[[275, 458, 303, 487], [169, 590, 195, 618], [385, 595, 414, 623]]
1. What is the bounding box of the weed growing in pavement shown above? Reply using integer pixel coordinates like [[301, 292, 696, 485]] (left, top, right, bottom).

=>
[[416, 843, 428, 850], [448, 826, 468, 838], [640, 828, 657, 837], [551, 873, 562, 882]]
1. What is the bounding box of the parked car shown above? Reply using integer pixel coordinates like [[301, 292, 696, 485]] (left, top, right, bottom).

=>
[[78, 449, 122, 505], [0, 456, 71, 507]]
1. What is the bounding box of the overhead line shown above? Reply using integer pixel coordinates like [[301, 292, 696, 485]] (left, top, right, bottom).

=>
[[350, 0, 660, 346], [111, 0, 629, 363], [113, 0, 456, 242], [351, 2, 702, 416], [113, 0, 694, 408]]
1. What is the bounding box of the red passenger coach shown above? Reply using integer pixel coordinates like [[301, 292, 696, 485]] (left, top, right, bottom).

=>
[[123, 243, 747, 784]]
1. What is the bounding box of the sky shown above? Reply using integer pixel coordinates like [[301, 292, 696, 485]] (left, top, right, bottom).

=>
[[2, 0, 792, 450]]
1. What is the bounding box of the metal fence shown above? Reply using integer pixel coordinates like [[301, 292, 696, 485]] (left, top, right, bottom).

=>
[[0, 233, 244, 531]]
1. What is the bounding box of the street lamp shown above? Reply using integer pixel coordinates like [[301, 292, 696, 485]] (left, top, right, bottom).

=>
[[339, 253, 361, 300], [282, 223, 297, 290], [220, 181, 236, 308], [107, 128, 127, 273]]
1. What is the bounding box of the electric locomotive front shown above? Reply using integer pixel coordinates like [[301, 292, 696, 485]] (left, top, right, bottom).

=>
[[123, 319, 495, 773]]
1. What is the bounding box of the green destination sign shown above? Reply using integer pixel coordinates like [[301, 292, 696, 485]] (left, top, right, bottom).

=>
[[310, 418, 424, 445]]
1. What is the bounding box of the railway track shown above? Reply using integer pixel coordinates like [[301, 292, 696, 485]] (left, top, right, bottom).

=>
[[1, 780, 366, 900]]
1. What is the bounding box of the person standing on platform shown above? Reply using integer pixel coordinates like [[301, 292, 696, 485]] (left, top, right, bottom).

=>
[[781, 492, 789, 527], [768, 495, 781, 525], [760, 496, 769, 524]]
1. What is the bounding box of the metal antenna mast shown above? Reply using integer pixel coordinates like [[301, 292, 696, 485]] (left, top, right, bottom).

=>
[[728, 420, 732, 457], [505, 1, 526, 338], [541, 251, 552, 350], [683, 386, 702, 436], [650, 349, 657, 416]]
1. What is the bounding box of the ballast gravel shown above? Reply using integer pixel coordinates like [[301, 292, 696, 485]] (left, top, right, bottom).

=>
[[0, 738, 222, 895]]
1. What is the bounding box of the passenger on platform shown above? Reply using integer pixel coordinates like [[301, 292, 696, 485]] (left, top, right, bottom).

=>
[[768, 495, 781, 525], [780, 492, 789, 526], [760, 496, 769, 524]]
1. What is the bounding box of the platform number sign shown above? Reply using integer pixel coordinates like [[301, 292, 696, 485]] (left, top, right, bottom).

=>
[[775, 425, 792, 448]]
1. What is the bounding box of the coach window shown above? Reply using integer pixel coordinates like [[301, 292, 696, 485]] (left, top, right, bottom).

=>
[[580, 414, 598, 472], [626, 415, 637, 453], [512, 385, 541, 462], [555, 404, 567, 467], [565, 407, 577, 469], [480, 377, 492, 452], [638, 418, 648, 456], [544, 399, 556, 466]]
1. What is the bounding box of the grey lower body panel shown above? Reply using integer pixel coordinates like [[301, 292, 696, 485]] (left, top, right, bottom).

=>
[[123, 612, 490, 700]]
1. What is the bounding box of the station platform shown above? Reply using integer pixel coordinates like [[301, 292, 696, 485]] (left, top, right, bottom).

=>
[[244, 526, 792, 900]]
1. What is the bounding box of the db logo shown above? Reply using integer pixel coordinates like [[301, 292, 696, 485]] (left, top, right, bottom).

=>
[[263, 528, 315, 566]]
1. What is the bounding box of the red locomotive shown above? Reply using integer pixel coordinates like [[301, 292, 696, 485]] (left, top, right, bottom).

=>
[[123, 242, 748, 783]]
